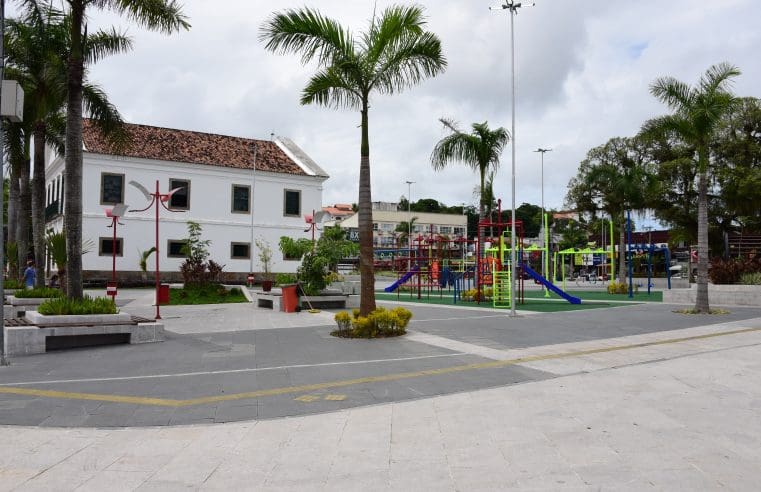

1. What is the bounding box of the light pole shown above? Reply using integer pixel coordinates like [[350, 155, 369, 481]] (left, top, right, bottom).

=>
[[405, 180, 414, 271], [495, 0, 533, 316], [129, 180, 184, 320], [105, 204, 129, 302], [534, 147, 551, 295]]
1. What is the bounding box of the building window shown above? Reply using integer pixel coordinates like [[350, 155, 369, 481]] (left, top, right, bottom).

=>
[[283, 189, 301, 217], [100, 173, 124, 205], [439, 226, 452, 234], [231, 242, 251, 259], [99, 237, 123, 256], [231, 184, 251, 213], [372, 223, 379, 231], [169, 179, 190, 209], [454, 227, 464, 236], [167, 240, 187, 258]]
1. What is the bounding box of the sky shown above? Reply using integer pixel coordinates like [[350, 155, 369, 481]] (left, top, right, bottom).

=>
[[12, 0, 761, 216]]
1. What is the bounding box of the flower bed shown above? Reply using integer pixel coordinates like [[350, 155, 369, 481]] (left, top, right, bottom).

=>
[[333, 307, 412, 338]]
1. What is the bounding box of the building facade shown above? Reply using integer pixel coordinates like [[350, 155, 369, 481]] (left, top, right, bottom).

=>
[[45, 120, 328, 283], [338, 210, 468, 248]]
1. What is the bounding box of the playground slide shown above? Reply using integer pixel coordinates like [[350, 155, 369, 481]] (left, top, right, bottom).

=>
[[384, 265, 420, 292], [522, 264, 582, 305]]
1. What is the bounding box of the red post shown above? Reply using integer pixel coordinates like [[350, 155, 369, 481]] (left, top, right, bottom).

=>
[[110, 217, 117, 302], [155, 179, 161, 320]]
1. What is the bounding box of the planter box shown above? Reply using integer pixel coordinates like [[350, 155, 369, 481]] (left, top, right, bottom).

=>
[[663, 284, 761, 306], [25, 311, 132, 326], [7, 296, 53, 307]]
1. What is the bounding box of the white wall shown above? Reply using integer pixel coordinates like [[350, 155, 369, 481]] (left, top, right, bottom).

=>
[[47, 152, 326, 274]]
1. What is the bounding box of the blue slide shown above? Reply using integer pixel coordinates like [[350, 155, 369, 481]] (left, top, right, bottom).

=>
[[522, 264, 582, 304], [384, 265, 420, 292]]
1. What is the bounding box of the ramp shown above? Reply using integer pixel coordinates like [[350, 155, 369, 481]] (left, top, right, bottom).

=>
[[523, 264, 582, 304], [384, 265, 420, 292]]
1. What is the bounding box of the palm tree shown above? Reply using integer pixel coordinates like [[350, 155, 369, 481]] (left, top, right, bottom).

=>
[[5, 2, 133, 287], [431, 119, 509, 227], [261, 5, 446, 315], [643, 63, 740, 313], [60, 0, 189, 299], [395, 216, 418, 247]]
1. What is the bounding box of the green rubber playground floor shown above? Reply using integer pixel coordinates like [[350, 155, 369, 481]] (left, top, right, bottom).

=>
[[374, 291, 637, 312], [523, 288, 663, 303]]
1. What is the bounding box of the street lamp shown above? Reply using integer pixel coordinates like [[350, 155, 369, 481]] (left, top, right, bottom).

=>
[[494, 0, 534, 316], [105, 204, 129, 302], [534, 148, 551, 296], [405, 180, 414, 270], [129, 180, 185, 320]]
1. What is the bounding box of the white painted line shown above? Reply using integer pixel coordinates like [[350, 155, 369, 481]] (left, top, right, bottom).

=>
[[406, 331, 514, 361], [0, 352, 468, 386]]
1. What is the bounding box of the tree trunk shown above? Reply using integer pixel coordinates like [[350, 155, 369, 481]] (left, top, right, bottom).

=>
[[358, 100, 376, 316], [8, 161, 19, 244], [618, 217, 626, 283], [32, 126, 47, 287], [694, 169, 710, 313], [17, 155, 31, 279], [64, 2, 85, 299]]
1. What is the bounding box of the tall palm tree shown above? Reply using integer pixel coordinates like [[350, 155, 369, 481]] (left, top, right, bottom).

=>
[[60, 0, 189, 299], [431, 119, 509, 226], [643, 63, 740, 313], [5, 2, 132, 287], [261, 5, 446, 315]]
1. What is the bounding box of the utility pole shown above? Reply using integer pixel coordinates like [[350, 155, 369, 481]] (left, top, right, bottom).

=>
[[534, 147, 551, 296]]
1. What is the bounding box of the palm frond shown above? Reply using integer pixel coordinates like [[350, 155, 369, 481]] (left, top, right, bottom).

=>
[[111, 0, 191, 34], [649, 76, 693, 110], [370, 30, 446, 95], [82, 83, 131, 152], [301, 66, 364, 109], [699, 62, 740, 96], [85, 27, 133, 64]]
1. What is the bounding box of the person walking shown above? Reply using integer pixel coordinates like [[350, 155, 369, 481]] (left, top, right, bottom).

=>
[[23, 260, 37, 289]]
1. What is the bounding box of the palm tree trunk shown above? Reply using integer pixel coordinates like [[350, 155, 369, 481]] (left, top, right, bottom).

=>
[[358, 100, 376, 315], [695, 168, 710, 313], [8, 162, 19, 245], [64, 2, 85, 299], [32, 125, 47, 287], [17, 155, 31, 278]]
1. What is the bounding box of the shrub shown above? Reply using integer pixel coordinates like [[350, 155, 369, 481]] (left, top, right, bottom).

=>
[[740, 272, 761, 285], [324, 271, 343, 285], [332, 307, 412, 338], [607, 282, 629, 295], [709, 257, 761, 284], [4, 278, 24, 290], [461, 288, 492, 302], [14, 287, 63, 299], [276, 273, 297, 286], [38, 295, 118, 315]]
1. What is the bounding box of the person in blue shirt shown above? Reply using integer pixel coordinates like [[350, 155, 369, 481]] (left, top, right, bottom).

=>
[[23, 260, 36, 289]]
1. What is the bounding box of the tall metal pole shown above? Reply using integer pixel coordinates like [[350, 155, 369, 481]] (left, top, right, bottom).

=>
[[249, 143, 257, 275], [509, 3, 517, 317], [0, 0, 6, 365], [406, 180, 414, 271], [627, 209, 633, 299], [534, 148, 551, 295], [155, 180, 161, 320]]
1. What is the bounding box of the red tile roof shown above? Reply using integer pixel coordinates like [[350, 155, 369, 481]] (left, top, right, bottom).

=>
[[82, 119, 307, 176]]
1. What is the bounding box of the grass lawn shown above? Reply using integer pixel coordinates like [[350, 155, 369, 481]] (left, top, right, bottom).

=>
[[374, 291, 634, 312], [168, 284, 248, 305]]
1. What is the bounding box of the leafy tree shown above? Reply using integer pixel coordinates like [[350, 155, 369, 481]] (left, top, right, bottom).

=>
[[643, 63, 740, 312], [555, 218, 588, 251], [566, 137, 655, 281], [261, 5, 446, 315], [59, 0, 189, 299], [395, 216, 418, 246]]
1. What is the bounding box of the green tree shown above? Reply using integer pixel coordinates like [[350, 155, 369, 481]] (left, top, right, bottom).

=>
[[643, 63, 740, 312], [5, 2, 131, 286], [566, 137, 654, 281], [261, 5, 446, 315], [395, 216, 418, 246], [59, 0, 189, 299]]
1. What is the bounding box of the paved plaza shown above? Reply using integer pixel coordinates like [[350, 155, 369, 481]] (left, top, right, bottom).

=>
[[1, 288, 760, 490]]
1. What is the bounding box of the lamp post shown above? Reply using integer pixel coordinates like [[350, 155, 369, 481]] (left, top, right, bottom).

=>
[[495, 0, 533, 316], [129, 180, 184, 320], [105, 204, 129, 301], [534, 147, 551, 296], [405, 180, 414, 271]]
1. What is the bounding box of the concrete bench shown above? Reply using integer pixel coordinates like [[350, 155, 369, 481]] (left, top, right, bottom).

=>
[[300, 295, 348, 309], [255, 291, 283, 311], [3, 313, 164, 356]]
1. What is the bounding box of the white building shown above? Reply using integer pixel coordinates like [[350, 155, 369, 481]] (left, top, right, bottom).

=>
[[45, 120, 328, 283], [338, 210, 468, 248]]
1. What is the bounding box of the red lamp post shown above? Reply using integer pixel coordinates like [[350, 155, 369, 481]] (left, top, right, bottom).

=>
[[129, 180, 184, 320], [104, 204, 129, 302]]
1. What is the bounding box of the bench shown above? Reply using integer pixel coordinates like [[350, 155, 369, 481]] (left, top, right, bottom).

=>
[[255, 291, 283, 311], [300, 295, 348, 309]]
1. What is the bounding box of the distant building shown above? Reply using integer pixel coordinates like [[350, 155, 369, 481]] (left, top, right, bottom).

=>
[[338, 210, 467, 248], [371, 201, 400, 212], [322, 203, 354, 222], [45, 120, 328, 283]]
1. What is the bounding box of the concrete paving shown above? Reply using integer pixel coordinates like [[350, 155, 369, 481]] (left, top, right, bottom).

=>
[[1, 288, 760, 489]]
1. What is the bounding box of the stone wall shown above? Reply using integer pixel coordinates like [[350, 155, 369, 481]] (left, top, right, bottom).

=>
[[663, 284, 761, 306]]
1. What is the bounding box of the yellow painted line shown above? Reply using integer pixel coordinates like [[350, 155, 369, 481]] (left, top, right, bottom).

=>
[[1, 326, 759, 408], [0, 387, 184, 407]]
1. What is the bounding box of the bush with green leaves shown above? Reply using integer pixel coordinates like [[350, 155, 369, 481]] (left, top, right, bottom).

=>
[[740, 272, 761, 285], [332, 307, 412, 338], [38, 295, 118, 315], [275, 273, 297, 286], [4, 278, 23, 290], [709, 257, 761, 284], [178, 221, 225, 285], [14, 287, 63, 298]]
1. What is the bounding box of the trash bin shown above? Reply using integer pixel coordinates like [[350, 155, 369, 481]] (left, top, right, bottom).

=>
[[281, 284, 299, 313], [158, 284, 170, 304]]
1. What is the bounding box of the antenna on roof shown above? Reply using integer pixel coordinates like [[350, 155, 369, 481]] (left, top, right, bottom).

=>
[[270, 132, 275, 141]]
